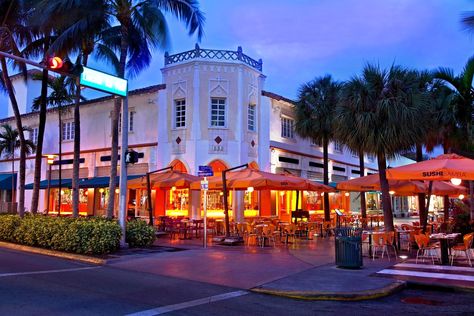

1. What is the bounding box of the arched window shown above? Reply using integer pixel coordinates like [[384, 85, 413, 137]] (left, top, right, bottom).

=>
[[208, 159, 229, 176], [169, 160, 188, 173], [248, 161, 259, 170]]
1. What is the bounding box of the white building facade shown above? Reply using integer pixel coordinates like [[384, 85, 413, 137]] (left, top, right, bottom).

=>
[[0, 46, 413, 217]]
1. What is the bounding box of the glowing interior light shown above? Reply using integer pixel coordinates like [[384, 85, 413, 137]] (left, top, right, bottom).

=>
[[450, 178, 462, 186], [344, 192, 350, 197], [459, 194, 465, 200], [389, 190, 395, 195]]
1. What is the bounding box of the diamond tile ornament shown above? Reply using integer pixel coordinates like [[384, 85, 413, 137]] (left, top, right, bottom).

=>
[[251, 140, 256, 147], [176, 137, 182, 144], [215, 136, 222, 144]]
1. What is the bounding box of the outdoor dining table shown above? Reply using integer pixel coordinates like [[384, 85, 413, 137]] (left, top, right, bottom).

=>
[[306, 221, 324, 238], [430, 233, 461, 265], [396, 229, 414, 251], [362, 230, 385, 257], [180, 219, 192, 240]]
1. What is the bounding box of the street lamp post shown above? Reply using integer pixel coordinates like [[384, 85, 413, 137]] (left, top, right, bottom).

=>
[[44, 155, 57, 214]]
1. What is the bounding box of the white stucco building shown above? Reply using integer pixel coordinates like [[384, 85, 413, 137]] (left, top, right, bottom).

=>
[[0, 46, 414, 217]]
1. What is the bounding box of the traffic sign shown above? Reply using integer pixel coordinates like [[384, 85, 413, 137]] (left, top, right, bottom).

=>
[[80, 66, 128, 96], [201, 180, 209, 190], [198, 165, 214, 177]]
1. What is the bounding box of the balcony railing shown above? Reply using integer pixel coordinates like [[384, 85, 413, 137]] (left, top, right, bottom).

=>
[[165, 44, 263, 71]]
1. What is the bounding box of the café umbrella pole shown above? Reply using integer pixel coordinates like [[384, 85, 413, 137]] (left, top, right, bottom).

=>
[[146, 166, 173, 226], [203, 176, 208, 248], [423, 181, 433, 233], [222, 164, 248, 237]]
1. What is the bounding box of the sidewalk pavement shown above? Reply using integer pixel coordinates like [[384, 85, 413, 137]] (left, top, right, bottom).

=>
[[251, 259, 406, 301], [110, 236, 406, 301]]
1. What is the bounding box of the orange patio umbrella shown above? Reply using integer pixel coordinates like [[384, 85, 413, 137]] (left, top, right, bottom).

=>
[[336, 174, 424, 195], [189, 168, 334, 192], [128, 170, 201, 189], [337, 173, 466, 196], [385, 154, 474, 181]]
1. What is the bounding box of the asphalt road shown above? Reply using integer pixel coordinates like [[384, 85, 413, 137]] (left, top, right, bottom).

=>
[[0, 248, 473, 316]]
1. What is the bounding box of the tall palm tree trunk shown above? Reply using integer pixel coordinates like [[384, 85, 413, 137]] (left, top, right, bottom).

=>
[[72, 53, 88, 217], [1, 57, 26, 216], [323, 138, 330, 221], [71, 79, 80, 217], [415, 144, 427, 233], [58, 106, 62, 215], [359, 150, 367, 219], [11, 149, 14, 204], [107, 23, 128, 219], [30, 67, 49, 213], [443, 145, 449, 223], [377, 152, 394, 231]]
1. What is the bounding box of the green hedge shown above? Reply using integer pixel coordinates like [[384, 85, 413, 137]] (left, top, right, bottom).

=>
[[0, 214, 121, 255], [126, 219, 156, 247]]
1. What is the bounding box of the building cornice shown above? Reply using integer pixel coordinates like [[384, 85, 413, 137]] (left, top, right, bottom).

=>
[[270, 145, 378, 172], [262, 90, 296, 106], [0, 142, 158, 163], [0, 84, 166, 123]]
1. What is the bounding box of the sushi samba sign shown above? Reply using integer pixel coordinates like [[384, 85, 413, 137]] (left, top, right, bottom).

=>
[[80, 67, 128, 97]]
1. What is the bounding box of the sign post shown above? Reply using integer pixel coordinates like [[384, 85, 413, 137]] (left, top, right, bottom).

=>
[[201, 177, 209, 248], [198, 166, 213, 248]]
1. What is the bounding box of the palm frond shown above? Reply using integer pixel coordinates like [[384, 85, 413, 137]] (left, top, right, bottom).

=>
[[153, 0, 205, 40]]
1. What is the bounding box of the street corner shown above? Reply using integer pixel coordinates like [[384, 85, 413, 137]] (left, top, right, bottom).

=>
[[250, 280, 407, 301]]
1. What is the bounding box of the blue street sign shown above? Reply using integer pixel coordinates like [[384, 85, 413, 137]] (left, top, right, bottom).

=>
[[198, 166, 214, 177], [198, 171, 214, 177], [199, 165, 213, 172]]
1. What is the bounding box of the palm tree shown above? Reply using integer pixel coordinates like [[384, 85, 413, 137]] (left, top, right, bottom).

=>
[[335, 80, 369, 219], [21, 16, 59, 214], [39, 0, 204, 218], [335, 64, 429, 231], [434, 56, 474, 220], [102, 0, 204, 219], [433, 56, 474, 148], [295, 75, 342, 221], [36, 0, 115, 217], [0, 0, 33, 217], [0, 124, 35, 208], [32, 75, 75, 214]]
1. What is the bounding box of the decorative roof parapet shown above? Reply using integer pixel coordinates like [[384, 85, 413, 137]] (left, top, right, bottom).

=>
[[164, 44, 263, 72]]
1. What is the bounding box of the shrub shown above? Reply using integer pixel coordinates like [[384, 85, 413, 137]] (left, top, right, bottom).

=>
[[0, 214, 21, 242], [0, 215, 121, 255], [126, 219, 156, 248]]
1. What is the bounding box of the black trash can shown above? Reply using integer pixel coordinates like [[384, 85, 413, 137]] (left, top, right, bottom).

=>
[[335, 227, 363, 269]]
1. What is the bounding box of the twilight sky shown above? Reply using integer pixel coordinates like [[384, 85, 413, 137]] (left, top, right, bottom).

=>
[[127, 0, 474, 99], [2, 0, 474, 117]]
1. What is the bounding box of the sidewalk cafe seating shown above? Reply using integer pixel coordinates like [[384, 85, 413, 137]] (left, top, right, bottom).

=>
[[415, 234, 440, 264], [282, 224, 298, 244], [259, 225, 278, 248], [322, 221, 334, 237], [244, 224, 258, 246], [370, 232, 390, 261], [451, 232, 474, 267], [385, 231, 398, 258]]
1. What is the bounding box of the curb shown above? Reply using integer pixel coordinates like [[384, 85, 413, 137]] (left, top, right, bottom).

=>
[[0, 241, 107, 265], [250, 280, 406, 301]]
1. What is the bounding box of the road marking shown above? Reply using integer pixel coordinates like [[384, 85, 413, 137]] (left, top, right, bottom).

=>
[[378, 269, 474, 282], [0, 266, 100, 278], [125, 290, 248, 316], [395, 263, 474, 273]]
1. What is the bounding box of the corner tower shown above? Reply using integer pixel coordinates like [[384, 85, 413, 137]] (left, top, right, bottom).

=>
[[158, 45, 266, 173]]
